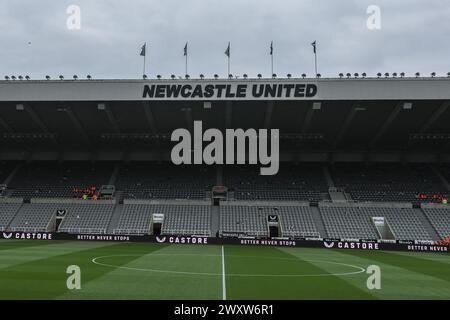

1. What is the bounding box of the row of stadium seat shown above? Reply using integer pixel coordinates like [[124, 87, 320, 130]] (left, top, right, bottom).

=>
[[2, 162, 450, 204], [2, 201, 448, 241]]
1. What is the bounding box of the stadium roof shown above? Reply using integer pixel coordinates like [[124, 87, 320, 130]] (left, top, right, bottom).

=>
[[1, 77, 450, 101], [0, 77, 450, 162]]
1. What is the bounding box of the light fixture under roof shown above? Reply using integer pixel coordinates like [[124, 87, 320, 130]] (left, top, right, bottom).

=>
[[312, 102, 322, 110], [403, 102, 413, 110]]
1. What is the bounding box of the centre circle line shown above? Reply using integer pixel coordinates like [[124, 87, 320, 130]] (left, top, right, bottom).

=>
[[91, 253, 366, 277]]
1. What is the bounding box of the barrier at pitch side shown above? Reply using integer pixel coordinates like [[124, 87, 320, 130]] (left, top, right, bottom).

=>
[[0, 231, 449, 254]]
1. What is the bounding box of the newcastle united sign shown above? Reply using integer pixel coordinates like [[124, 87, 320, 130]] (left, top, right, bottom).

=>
[[142, 82, 318, 100]]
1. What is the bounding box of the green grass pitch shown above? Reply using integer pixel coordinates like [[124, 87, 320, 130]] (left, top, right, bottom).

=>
[[0, 240, 449, 300]]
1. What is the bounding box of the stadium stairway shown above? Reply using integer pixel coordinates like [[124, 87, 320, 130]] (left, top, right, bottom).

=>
[[417, 208, 441, 241], [311, 206, 327, 238], [432, 166, 450, 191], [210, 206, 220, 237], [323, 165, 335, 188], [2, 163, 22, 185], [328, 189, 348, 202], [106, 203, 124, 234], [4, 202, 24, 231], [108, 163, 121, 186]]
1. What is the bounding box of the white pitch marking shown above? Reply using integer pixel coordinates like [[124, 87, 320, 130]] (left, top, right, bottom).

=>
[[221, 245, 226, 300], [91, 254, 366, 278]]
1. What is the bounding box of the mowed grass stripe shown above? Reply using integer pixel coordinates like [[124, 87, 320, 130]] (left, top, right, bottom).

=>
[[224, 246, 375, 300], [288, 248, 450, 299], [0, 241, 164, 299], [340, 249, 450, 284], [0, 240, 116, 270], [62, 244, 223, 300], [383, 250, 450, 265], [332, 250, 450, 299], [278, 247, 372, 294], [0, 239, 68, 252]]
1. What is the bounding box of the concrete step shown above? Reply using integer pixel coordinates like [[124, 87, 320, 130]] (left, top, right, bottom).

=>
[[106, 204, 124, 234], [5, 202, 24, 231], [311, 206, 327, 238], [417, 208, 441, 241], [210, 206, 220, 237]]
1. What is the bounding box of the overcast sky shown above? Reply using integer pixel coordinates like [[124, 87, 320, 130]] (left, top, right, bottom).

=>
[[0, 0, 449, 79]]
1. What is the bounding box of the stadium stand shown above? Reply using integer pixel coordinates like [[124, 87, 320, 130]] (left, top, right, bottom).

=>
[[9, 203, 61, 232], [116, 163, 215, 200], [8, 162, 114, 200], [319, 204, 433, 240], [361, 207, 431, 240], [0, 202, 22, 231], [113, 203, 153, 235], [219, 205, 269, 237], [224, 164, 329, 202], [277, 206, 320, 238], [330, 163, 450, 204], [1, 77, 450, 243], [422, 207, 450, 239], [320, 206, 380, 240], [57, 203, 115, 234], [159, 204, 211, 236]]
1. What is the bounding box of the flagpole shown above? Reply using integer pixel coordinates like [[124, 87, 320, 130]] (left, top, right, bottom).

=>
[[185, 52, 188, 76], [143, 53, 146, 76], [314, 43, 318, 76], [271, 51, 274, 76], [314, 51, 318, 76], [228, 42, 231, 76]]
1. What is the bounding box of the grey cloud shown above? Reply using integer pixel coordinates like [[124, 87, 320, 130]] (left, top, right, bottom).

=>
[[0, 0, 449, 79]]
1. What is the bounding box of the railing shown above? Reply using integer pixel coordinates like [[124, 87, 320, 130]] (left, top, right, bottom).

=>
[[161, 229, 211, 236], [113, 228, 149, 235], [59, 227, 107, 234], [11, 227, 46, 232]]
